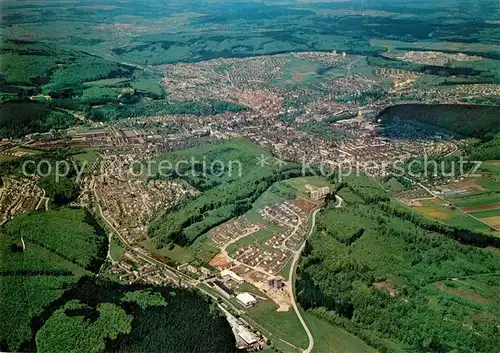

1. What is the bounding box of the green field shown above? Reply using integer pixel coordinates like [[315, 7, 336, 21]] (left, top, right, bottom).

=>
[[109, 237, 126, 260], [82, 78, 132, 86], [475, 177, 500, 191], [450, 192, 500, 208], [140, 237, 194, 265], [467, 209, 500, 218], [72, 150, 98, 172], [383, 177, 407, 193], [274, 57, 325, 87], [0, 154, 16, 163], [405, 198, 497, 235], [283, 176, 334, 198], [481, 161, 500, 174]]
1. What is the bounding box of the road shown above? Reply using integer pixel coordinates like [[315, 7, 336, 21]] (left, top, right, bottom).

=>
[[443, 141, 459, 157], [288, 208, 321, 353], [346, 56, 362, 76], [334, 194, 343, 208]]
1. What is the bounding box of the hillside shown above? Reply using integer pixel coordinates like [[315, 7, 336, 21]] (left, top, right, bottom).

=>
[[0, 209, 237, 353], [148, 139, 309, 246], [0, 208, 107, 351], [296, 177, 500, 353]]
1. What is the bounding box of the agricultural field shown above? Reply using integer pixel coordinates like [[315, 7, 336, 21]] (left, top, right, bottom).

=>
[[302, 312, 378, 353], [398, 174, 500, 235], [244, 300, 308, 350], [447, 191, 500, 232]]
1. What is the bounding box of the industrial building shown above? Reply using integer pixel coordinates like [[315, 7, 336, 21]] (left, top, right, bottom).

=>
[[236, 292, 257, 308]]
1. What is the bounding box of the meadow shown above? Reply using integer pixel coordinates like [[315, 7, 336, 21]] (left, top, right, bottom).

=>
[[302, 312, 378, 353], [244, 300, 309, 350]]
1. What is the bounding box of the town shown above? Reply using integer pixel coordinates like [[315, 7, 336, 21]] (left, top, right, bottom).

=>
[[1, 49, 498, 352]]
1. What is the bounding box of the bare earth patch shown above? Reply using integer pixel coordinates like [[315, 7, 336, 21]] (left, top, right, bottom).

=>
[[209, 252, 233, 269], [292, 198, 317, 213], [373, 279, 397, 297]]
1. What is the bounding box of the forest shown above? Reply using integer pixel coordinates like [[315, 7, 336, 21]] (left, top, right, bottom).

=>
[[296, 176, 500, 353], [0, 207, 107, 352], [379, 104, 500, 139], [148, 139, 311, 246], [0, 209, 237, 353], [0, 101, 77, 138], [463, 134, 500, 161], [34, 278, 238, 353], [0, 148, 84, 206]]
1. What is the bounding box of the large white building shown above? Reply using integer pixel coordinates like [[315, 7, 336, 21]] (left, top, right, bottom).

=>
[[236, 292, 257, 308]]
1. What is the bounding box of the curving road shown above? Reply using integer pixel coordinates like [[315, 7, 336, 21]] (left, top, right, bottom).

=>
[[288, 207, 321, 353]]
